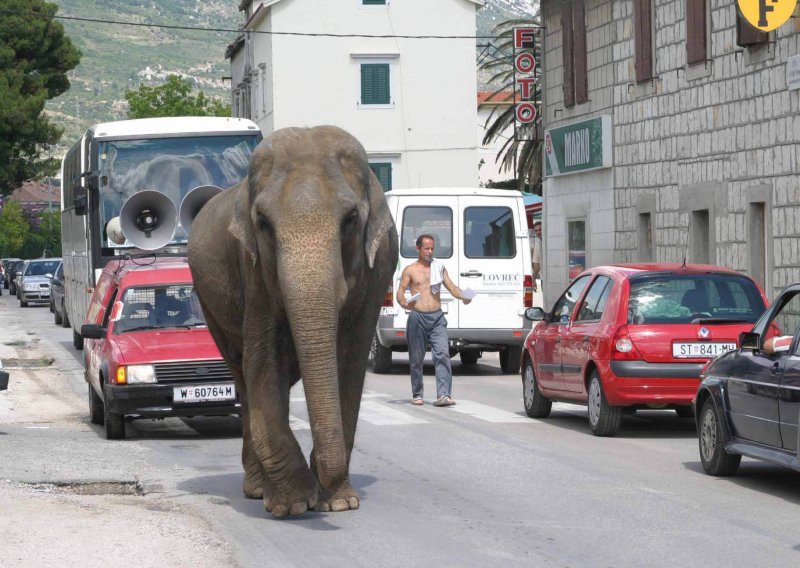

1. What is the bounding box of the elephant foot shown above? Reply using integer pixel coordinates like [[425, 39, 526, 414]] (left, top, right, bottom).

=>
[[263, 470, 319, 517], [313, 480, 360, 513], [243, 465, 266, 499]]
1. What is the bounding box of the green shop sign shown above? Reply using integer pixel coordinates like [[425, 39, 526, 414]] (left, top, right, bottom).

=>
[[544, 115, 612, 176]]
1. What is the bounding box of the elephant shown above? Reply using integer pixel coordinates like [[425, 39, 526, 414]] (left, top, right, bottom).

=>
[[187, 125, 398, 517]]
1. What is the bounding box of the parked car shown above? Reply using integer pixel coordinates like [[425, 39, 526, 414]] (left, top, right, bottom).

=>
[[6, 259, 23, 295], [17, 258, 61, 308], [521, 263, 768, 436], [81, 256, 239, 439], [0, 258, 18, 290], [12, 260, 29, 298], [695, 283, 800, 476], [51, 261, 69, 327]]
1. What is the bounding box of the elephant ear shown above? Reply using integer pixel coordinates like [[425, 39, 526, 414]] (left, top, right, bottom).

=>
[[228, 178, 258, 266], [364, 170, 395, 269]]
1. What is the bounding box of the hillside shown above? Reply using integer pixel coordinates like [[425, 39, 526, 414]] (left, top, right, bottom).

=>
[[46, 0, 536, 153]]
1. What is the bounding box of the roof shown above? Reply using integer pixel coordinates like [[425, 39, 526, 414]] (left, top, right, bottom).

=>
[[104, 256, 194, 287], [601, 263, 743, 277], [477, 91, 516, 105], [385, 187, 524, 198], [11, 180, 61, 205], [89, 117, 260, 140]]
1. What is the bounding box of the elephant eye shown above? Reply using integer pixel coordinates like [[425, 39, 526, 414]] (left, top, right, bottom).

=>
[[341, 208, 359, 235], [257, 212, 273, 235]]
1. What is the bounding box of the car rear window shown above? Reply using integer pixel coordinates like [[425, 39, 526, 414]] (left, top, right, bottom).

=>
[[464, 206, 516, 258], [400, 206, 453, 258], [627, 273, 765, 325]]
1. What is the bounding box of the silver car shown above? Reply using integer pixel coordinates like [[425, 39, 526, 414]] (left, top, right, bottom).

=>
[[18, 258, 61, 308]]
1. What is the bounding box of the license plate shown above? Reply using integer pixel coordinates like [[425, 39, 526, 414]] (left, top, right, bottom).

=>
[[173, 383, 236, 403], [672, 342, 736, 359]]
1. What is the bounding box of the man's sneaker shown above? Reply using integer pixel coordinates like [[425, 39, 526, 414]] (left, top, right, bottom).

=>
[[433, 396, 456, 407]]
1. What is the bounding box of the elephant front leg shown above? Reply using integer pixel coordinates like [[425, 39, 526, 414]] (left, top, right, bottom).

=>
[[240, 400, 269, 499]]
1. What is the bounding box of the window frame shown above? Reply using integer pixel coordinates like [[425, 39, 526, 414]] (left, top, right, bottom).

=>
[[575, 275, 614, 323], [560, 0, 588, 107], [463, 206, 517, 260], [550, 274, 592, 324], [369, 162, 392, 191], [399, 206, 454, 259], [360, 63, 391, 106], [686, 0, 708, 66], [634, 0, 655, 82]]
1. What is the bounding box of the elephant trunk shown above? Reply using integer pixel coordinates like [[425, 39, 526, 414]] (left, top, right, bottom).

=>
[[280, 245, 348, 490]]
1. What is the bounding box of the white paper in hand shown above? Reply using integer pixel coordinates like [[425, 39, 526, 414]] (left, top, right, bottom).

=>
[[408, 292, 421, 303], [461, 287, 476, 300]]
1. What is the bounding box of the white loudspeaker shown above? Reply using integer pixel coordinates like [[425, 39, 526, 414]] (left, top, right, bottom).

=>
[[119, 190, 178, 251], [106, 217, 126, 245], [179, 185, 223, 237]]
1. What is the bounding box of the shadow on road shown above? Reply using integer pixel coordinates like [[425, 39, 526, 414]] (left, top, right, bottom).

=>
[[681, 460, 800, 503], [530, 407, 698, 439]]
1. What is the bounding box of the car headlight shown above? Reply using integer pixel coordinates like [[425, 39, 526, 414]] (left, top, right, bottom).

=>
[[118, 365, 156, 384], [24, 282, 39, 290]]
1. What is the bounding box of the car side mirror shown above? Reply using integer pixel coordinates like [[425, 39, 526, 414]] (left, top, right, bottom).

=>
[[81, 324, 106, 340], [45, 273, 53, 279], [74, 185, 87, 215], [524, 307, 546, 321], [739, 331, 760, 350]]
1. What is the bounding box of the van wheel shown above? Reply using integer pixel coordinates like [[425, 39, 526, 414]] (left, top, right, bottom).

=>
[[523, 359, 551, 418], [88, 384, 104, 425], [460, 350, 479, 365], [500, 346, 522, 374], [103, 392, 125, 440], [369, 335, 392, 374], [54, 306, 63, 325], [73, 328, 84, 350], [587, 370, 622, 436], [61, 306, 70, 328]]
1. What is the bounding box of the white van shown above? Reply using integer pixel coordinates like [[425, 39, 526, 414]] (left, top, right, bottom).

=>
[[370, 188, 543, 374]]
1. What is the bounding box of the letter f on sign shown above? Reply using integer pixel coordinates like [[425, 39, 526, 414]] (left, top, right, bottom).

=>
[[758, 0, 774, 26], [514, 27, 536, 50]]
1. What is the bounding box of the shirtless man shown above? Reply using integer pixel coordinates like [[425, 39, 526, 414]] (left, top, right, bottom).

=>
[[396, 234, 472, 407]]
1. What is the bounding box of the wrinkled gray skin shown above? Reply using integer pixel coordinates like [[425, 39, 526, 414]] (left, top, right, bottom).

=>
[[187, 126, 398, 517]]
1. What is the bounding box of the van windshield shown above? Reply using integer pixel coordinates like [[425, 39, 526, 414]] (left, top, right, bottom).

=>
[[627, 273, 765, 325], [113, 284, 206, 334]]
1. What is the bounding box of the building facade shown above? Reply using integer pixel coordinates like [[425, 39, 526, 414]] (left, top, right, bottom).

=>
[[539, 0, 800, 306], [228, 0, 485, 190]]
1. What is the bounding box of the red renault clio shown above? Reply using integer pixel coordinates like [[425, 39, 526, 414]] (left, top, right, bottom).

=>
[[81, 256, 238, 439], [521, 264, 768, 436]]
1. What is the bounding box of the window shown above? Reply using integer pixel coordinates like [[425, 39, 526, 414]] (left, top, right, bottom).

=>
[[748, 202, 766, 290], [686, 0, 708, 65], [362, 0, 386, 4], [369, 162, 392, 191], [361, 63, 390, 105], [634, 0, 654, 82], [639, 212, 653, 261], [576, 276, 614, 322], [736, 13, 768, 47], [567, 218, 586, 280], [561, 0, 588, 107], [464, 207, 516, 258], [766, 292, 800, 354], [691, 209, 710, 264], [400, 207, 453, 258], [550, 274, 591, 323]]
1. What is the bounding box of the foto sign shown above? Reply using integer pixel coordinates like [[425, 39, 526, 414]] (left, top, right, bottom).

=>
[[544, 116, 613, 176], [513, 27, 539, 141]]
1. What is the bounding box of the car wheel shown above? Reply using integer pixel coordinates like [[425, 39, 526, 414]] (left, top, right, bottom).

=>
[[49, 299, 54, 313], [54, 305, 63, 325], [61, 305, 70, 328], [369, 335, 392, 374], [19, 298, 27, 308], [675, 406, 694, 418], [103, 392, 125, 440], [88, 384, 104, 425], [587, 370, 622, 436], [699, 398, 741, 476], [460, 350, 480, 365], [73, 328, 84, 350], [500, 345, 522, 374], [522, 358, 551, 418]]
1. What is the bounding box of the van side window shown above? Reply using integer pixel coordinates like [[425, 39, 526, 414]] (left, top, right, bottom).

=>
[[464, 206, 516, 258], [400, 206, 453, 258]]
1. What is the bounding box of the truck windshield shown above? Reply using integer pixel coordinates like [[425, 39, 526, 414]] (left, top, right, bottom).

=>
[[96, 134, 259, 248], [113, 284, 206, 334]]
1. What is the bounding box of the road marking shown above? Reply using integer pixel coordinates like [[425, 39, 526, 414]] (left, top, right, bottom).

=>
[[289, 391, 390, 402], [358, 400, 429, 425], [289, 415, 310, 431], [447, 400, 531, 423]]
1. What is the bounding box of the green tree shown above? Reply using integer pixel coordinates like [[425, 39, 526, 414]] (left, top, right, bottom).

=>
[[0, 0, 81, 196], [125, 75, 232, 119], [0, 201, 30, 256], [38, 208, 61, 256], [479, 18, 543, 193]]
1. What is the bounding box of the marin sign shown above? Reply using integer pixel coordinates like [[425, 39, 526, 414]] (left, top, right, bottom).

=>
[[544, 116, 613, 177], [513, 27, 540, 141]]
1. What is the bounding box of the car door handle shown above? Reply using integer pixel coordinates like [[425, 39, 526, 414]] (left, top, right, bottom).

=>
[[460, 271, 483, 277]]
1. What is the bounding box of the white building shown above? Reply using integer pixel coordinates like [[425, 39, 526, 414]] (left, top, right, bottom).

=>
[[477, 90, 516, 186], [228, 0, 485, 190]]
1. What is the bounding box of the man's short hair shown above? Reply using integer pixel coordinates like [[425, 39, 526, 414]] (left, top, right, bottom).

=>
[[533, 221, 542, 228], [416, 234, 435, 247]]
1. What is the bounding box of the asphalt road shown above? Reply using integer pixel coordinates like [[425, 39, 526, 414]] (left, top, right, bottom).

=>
[[1, 290, 799, 567]]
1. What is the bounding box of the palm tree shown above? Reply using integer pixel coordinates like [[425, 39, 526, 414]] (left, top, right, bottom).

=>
[[479, 17, 543, 193]]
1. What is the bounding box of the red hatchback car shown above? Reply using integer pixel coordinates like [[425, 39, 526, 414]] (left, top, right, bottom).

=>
[[81, 256, 239, 439], [521, 264, 768, 436]]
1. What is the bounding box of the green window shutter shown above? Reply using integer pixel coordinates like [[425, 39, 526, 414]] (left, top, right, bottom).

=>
[[369, 162, 392, 191], [362, 0, 386, 4], [361, 64, 390, 105]]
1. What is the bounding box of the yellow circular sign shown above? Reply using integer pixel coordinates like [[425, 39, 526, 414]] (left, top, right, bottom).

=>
[[737, 0, 798, 32]]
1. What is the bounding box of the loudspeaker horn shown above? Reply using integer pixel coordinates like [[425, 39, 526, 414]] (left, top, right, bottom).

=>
[[179, 185, 223, 237], [119, 190, 178, 251]]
